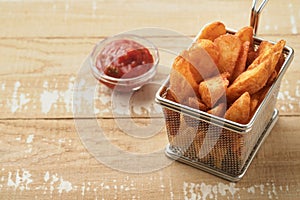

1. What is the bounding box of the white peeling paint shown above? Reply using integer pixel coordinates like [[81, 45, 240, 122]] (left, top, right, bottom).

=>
[[57, 177, 73, 194], [40, 89, 59, 114], [7, 170, 33, 191], [259, 184, 264, 195], [183, 181, 285, 200], [26, 134, 34, 144], [10, 81, 21, 113], [1, 169, 291, 199], [44, 171, 50, 182], [7, 81, 31, 113], [60, 77, 74, 113], [247, 186, 255, 194]]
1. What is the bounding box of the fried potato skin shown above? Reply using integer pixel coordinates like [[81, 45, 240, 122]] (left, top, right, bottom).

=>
[[235, 26, 254, 49], [257, 41, 273, 56], [188, 97, 209, 111], [248, 39, 285, 71], [168, 21, 286, 124], [199, 73, 229, 108], [207, 103, 226, 117], [225, 92, 251, 124], [231, 41, 250, 82], [187, 41, 220, 79], [250, 86, 270, 117], [227, 59, 270, 102], [196, 39, 220, 66], [197, 21, 226, 41], [227, 40, 285, 102], [214, 34, 242, 77], [170, 56, 201, 103]]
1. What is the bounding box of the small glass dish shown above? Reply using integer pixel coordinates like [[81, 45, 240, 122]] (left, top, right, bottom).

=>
[[89, 34, 159, 92]]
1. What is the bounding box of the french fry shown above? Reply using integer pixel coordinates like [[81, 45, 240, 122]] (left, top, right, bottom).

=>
[[170, 55, 202, 102], [250, 86, 270, 117], [225, 92, 251, 124], [169, 21, 286, 124], [188, 97, 209, 111], [246, 50, 258, 67], [227, 40, 285, 102], [247, 39, 285, 71], [235, 26, 254, 49], [195, 39, 220, 66], [257, 41, 273, 56], [214, 34, 242, 77], [266, 70, 278, 86], [227, 59, 270, 102], [199, 73, 229, 108], [207, 103, 226, 117], [231, 41, 250, 82], [165, 87, 179, 103], [196, 21, 226, 41], [164, 88, 181, 136], [187, 41, 220, 79], [275, 53, 285, 73]]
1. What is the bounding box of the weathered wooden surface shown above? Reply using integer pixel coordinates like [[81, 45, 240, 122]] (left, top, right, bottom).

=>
[[0, 0, 299, 199]]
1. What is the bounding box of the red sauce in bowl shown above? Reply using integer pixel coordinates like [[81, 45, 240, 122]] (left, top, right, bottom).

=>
[[96, 39, 154, 80], [90, 34, 159, 91]]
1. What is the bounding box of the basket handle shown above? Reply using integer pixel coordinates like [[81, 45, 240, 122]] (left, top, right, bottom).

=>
[[250, 0, 269, 35]]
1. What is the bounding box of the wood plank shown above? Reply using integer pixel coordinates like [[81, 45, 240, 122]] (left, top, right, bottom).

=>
[[0, 117, 299, 199], [0, 36, 299, 118], [0, 0, 299, 38]]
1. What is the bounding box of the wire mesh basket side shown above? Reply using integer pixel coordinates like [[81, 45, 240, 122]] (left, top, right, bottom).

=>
[[161, 80, 280, 176]]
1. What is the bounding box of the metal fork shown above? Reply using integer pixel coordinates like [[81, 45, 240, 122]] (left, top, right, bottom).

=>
[[250, 0, 269, 35]]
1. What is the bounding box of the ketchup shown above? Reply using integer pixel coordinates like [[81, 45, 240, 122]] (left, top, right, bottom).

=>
[[96, 39, 154, 80]]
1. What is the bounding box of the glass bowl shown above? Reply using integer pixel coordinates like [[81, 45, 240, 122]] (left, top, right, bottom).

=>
[[89, 34, 159, 92]]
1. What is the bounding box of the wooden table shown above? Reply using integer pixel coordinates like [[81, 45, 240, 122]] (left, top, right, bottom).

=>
[[0, 0, 299, 199]]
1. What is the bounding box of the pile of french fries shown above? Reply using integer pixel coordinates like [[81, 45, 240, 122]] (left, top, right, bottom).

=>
[[168, 21, 285, 124]]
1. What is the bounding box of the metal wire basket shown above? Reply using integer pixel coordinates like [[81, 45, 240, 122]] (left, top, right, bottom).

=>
[[155, 31, 294, 181]]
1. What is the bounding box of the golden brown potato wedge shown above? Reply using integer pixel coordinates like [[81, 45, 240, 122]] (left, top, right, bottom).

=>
[[250, 86, 270, 116], [231, 41, 250, 82], [196, 21, 226, 41], [227, 40, 285, 102], [246, 50, 258, 67], [207, 103, 226, 117], [199, 73, 230, 108], [195, 39, 220, 66], [170, 55, 202, 103], [257, 41, 273, 56], [247, 39, 285, 71], [188, 97, 209, 111], [187, 41, 220, 79], [214, 34, 242, 77], [227, 59, 270, 102], [275, 52, 285, 73], [225, 92, 251, 124], [235, 26, 254, 49], [165, 87, 179, 103], [266, 70, 278, 86]]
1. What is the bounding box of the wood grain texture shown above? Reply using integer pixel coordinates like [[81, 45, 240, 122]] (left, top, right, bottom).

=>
[[0, 0, 299, 38], [0, 117, 299, 199], [0, 0, 299, 199]]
